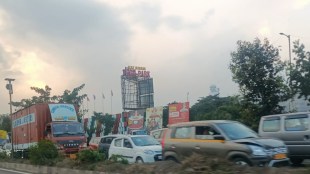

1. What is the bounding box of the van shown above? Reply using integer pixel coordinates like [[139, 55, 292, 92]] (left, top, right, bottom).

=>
[[162, 120, 289, 167], [259, 112, 310, 165]]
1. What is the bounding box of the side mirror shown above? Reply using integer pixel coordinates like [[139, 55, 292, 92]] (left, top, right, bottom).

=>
[[213, 135, 225, 141]]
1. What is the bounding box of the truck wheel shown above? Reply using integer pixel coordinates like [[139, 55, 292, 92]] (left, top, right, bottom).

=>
[[233, 157, 250, 166], [136, 157, 144, 163], [290, 158, 303, 166]]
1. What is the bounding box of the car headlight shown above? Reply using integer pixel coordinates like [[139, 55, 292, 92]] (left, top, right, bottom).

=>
[[143, 150, 154, 155], [248, 145, 267, 156]]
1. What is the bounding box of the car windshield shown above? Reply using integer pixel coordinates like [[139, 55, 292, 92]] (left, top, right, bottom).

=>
[[216, 122, 258, 140], [131, 136, 160, 146], [52, 123, 84, 137]]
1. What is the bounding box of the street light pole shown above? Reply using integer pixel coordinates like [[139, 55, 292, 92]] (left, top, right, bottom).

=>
[[5, 78, 15, 158], [279, 32, 292, 83], [279, 32, 293, 112]]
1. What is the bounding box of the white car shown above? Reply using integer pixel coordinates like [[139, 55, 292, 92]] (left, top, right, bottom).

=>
[[109, 135, 162, 163]]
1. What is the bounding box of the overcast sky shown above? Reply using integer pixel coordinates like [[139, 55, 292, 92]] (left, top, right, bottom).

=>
[[1, 0, 310, 115]]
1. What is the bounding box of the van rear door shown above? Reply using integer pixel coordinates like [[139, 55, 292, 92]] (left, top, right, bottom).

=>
[[282, 114, 310, 157]]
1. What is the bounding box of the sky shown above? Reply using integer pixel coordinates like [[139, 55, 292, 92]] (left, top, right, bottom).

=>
[[1, 0, 310, 116]]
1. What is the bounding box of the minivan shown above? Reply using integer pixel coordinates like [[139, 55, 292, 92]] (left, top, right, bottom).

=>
[[162, 120, 289, 167], [259, 112, 310, 165]]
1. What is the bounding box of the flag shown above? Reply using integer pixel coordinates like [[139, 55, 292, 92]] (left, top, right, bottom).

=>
[[93, 95, 96, 100], [111, 90, 113, 96], [102, 93, 105, 99]]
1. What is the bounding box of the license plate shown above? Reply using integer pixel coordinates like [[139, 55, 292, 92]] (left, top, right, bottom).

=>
[[158, 155, 162, 160], [274, 153, 286, 159]]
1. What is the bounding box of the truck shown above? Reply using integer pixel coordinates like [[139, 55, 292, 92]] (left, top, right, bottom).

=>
[[11, 103, 87, 155]]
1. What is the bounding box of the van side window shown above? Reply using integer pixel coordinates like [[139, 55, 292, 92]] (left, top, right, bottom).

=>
[[285, 116, 309, 131], [262, 117, 280, 132], [195, 126, 218, 140], [174, 127, 192, 139]]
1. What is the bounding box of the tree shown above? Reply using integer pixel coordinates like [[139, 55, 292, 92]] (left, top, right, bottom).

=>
[[291, 40, 310, 102], [0, 114, 11, 132], [229, 38, 290, 126], [190, 95, 243, 121]]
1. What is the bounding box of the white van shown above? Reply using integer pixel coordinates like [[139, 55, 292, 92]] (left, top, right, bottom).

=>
[[109, 135, 162, 163], [259, 112, 310, 165]]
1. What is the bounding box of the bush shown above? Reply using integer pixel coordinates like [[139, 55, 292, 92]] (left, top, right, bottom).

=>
[[0, 151, 10, 159], [29, 140, 59, 166], [77, 149, 104, 163], [109, 154, 129, 164]]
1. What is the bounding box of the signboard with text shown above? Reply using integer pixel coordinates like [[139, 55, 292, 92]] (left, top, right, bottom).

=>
[[49, 104, 78, 122], [168, 102, 190, 125]]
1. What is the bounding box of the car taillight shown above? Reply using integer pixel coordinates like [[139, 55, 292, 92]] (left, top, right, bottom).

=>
[[161, 129, 167, 149]]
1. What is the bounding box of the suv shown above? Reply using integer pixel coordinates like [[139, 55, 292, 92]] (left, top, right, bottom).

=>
[[162, 120, 289, 167], [259, 112, 310, 165]]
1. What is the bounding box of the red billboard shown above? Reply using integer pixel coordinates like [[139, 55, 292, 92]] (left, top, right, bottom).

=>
[[168, 102, 189, 125], [127, 110, 145, 133]]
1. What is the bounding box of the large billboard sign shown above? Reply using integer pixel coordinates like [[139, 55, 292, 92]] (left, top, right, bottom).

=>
[[127, 110, 145, 132], [49, 104, 78, 122], [168, 102, 189, 125], [122, 66, 150, 78], [146, 106, 163, 133]]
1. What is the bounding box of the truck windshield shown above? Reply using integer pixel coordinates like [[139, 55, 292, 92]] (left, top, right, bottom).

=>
[[52, 123, 84, 137], [216, 122, 258, 140]]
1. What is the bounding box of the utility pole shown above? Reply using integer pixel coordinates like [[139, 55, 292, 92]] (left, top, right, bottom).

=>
[[5, 78, 15, 158], [279, 32, 292, 111]]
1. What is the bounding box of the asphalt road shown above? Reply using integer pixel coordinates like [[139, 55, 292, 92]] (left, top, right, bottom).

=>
[[0, 168, 31, 174]]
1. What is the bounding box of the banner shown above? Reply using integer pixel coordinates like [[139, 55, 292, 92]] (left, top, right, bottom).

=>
[[127, 110, 145, 133], [146, 106, 163, 133], [49, 104, 78, 122], [168, 102, 190, 125]]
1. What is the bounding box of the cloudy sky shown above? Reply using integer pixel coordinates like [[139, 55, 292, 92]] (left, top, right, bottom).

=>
[[1, 0, 310, 115]]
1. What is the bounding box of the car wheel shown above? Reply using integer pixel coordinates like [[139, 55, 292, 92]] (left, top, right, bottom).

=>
[[233, 157, 250, 166], [166, 156, 178, 163], [136, 157, 144, 163], [290, 158, 304, 166]]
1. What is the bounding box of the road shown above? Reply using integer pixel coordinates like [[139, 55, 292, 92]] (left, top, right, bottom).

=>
[[0, 168, 31, 174]]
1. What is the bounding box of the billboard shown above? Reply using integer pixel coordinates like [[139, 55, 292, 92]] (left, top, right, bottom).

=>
[[127, 110, 145, 133], [168, 102, 190, 125], [145, 106, 163, 133], [49, 104, 78, 122]]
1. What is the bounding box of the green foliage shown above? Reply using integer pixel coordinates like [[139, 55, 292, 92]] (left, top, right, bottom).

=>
[[92, 112, 115, 136], [29, 140, 59, 166], [0, 114, 11, 132], [0, 151, 10, 159], [190, 95, 243, 122], [229, 38, 289, 126], [77, 149, 104, 163], [291, 40, 310, 102], [109, 154, 129, 164]]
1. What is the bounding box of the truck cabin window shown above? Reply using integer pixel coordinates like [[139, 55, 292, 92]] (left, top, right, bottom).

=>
[[52, 123, 84, 137]]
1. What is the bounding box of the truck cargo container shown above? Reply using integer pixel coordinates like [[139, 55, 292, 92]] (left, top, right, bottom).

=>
[[11, 103, 87, 154]]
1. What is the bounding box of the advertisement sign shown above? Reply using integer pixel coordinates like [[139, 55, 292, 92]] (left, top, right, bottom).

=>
[[168, 102, 190, 125], [49, 104, 78, 122], [0, 130, 7, 140], [122, 66, 150, 78], [146, 106, 163, 133], [127, 110, 145, 132]]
